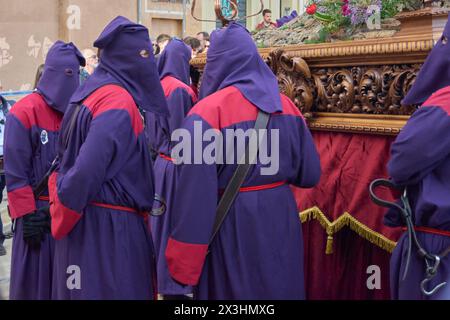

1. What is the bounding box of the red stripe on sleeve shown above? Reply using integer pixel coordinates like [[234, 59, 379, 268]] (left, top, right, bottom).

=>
[[7, 185, 36, 219], [161, 76, 198, 103], [165, 237, 208, 286], [82, 85, 144, 137], [188, 86, 258, 130], [422, 86, 450, 115], [188, 87, 304, 130], [48, 172, 82, 240], [10, 93, 62, 131]]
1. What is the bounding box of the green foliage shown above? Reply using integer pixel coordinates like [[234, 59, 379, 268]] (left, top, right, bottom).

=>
[[381, 0, 422, 19], [306, 0, 424, 33], [304, 27, 331, 44]]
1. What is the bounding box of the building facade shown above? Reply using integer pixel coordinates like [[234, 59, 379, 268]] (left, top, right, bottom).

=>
[[0, 0, 305, 91]]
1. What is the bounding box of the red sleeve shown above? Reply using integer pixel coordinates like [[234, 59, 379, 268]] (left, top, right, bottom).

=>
[[4, 112, 36, 219], [166, 238, 208, 286], [48, 172, 82, 240], [7, 186, 36, 219]]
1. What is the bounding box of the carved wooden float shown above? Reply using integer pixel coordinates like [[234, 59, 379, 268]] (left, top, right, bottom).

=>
[[191, 7, 450, 135]]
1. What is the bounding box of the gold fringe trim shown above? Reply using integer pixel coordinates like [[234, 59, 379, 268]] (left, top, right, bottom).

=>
[[299, 207, 397, 255]]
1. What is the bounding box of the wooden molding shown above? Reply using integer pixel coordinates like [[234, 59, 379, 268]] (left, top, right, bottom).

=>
[[307, 113, 409, 136]]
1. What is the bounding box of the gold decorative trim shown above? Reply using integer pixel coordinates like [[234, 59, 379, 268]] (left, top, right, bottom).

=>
[[192, 54, 207, 66], [307, 113, 409, 136], [191, 36, 434, 70], [192, 48, 272, 67], [300, 207, 397, 254], [279, 36, 434, 60]]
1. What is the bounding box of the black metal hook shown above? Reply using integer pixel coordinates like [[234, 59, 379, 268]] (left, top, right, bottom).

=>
[[420, 255, 447, 296], [369, 178, 448, 295]]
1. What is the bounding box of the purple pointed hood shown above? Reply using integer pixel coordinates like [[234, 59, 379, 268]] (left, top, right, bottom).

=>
[[157, 38, 191, 85], [403, 14, 450, 106], [36, 41, 85, 114], [71, 16, 169, 116], [199, 22, 282, 114]]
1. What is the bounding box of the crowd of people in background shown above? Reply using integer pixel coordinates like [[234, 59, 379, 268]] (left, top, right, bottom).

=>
[[154, 31, 209, 60], [256, 9, 298, 30]]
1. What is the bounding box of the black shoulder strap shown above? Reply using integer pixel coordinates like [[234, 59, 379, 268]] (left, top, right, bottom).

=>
[[208, 110, 270, 246], [62, 104, 82, 149]]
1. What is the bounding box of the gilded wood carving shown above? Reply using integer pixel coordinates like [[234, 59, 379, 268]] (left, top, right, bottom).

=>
[[266, 49, 419, 119]]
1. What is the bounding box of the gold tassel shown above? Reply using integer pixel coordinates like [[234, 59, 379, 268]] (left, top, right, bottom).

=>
[[325, 234, 334, 255]]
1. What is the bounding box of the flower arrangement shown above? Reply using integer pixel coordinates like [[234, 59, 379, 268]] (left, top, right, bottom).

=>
[[305, 0, 422, 33]]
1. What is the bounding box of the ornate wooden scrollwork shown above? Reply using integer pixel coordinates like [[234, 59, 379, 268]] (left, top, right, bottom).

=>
[[267, 50, 316, 118], [267, 49, 420, 119]]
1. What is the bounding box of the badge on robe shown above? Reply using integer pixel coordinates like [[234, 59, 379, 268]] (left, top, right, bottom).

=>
[[41, 130, 49, 145]]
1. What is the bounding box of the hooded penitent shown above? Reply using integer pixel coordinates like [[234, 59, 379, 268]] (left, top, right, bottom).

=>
[[145, 37, 197, 156], [70, 16, 168, 116], [37, 41, 85, 114], [5, 41, 84, 300], [48, 16, 161, 299], [165, 22, 321, 299], [157, 38, 192, 85], [146, 37, 198, 297], [402, 14, 450, 106], [386, 14, 450, 299], [199, 22, 282, 114]]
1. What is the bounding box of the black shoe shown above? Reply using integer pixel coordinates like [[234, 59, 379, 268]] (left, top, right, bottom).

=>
[[0, 243, 6, 256]]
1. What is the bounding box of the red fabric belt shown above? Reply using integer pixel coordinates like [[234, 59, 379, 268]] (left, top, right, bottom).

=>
[[239, 180, 287, 192], [159, 153, 175, 163], [40, 195, 147, 218], [158, 153, 287, 191], [220, 181, 287, 194], [159, 152, 287, 193], [402, 226, 450, 238], [89, 202, 148, 218]]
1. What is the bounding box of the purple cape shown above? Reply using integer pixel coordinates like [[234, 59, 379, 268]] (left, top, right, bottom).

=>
[[36, 41, 85, 114], [157, 38, 191, 85], [70, 16, 168, 116], [199, 22, 282, 114], [277, 10, 298, 27], [402, 13, 450, 105]]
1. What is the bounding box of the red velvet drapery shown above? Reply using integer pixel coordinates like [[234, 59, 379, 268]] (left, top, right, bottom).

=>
[[293, 131, 403, 300]]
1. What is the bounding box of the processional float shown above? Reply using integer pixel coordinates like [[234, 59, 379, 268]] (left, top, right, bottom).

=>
[[189, 0, 449, 299]]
